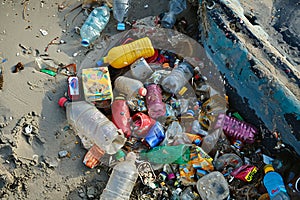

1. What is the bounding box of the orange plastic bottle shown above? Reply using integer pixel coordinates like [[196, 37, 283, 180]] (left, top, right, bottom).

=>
[[97, 37, 155, 69]]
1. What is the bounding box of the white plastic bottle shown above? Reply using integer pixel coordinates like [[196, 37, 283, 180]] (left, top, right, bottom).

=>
[[58, 97, 126, 154], [100, 152, 138, 200]]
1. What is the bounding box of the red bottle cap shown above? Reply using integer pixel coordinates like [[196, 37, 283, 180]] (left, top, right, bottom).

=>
[[139, 87, 147, 96], [58, 97, 68, 108]]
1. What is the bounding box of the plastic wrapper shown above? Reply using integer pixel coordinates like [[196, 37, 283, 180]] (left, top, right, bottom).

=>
[[231, 164, 258, 182]]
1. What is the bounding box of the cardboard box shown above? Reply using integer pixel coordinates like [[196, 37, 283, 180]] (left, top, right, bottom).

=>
[[82, 67, 113, 102]]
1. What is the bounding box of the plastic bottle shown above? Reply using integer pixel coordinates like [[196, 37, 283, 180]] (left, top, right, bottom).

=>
[[161, 0, 187, 29], [97, 37, 155, 69], [162, 121, 183, 145], [161, 61, 194, 94], [131, 112, 156, 138], [100, 152, 138, 200], [111, 96, 131, 138], [140, 144, 191, 164], [143, 121, 165, 148], [145, 84, 166, 119], [113, 0, 129, 31], [196, 171, 230, 200], [215, 113, 258, 144], [114, 76, 147, 100], [263, 165, 290, 200], [80, 4, 110, 47], [58, 97, 126, 154]]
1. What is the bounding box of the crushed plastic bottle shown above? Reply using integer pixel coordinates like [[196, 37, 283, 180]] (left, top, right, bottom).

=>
[[80, 4, 110, 47], [140, 144, 191, 164], [162, 121, 183, 145], [196, 171, 230, 200], [58, 97, 126, 154], [100, 152, 138, 200], [161, 0, 187, 29], [161, 61, 194, 94], [113, 0, 129, 30]]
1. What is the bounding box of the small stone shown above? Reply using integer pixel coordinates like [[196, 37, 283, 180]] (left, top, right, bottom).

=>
[[32, 111, 38, 116], [78, 188, 85, 198], [58, 150, 69, 158]]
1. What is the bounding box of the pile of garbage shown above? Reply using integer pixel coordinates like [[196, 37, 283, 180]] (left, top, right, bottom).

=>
[[58, 27, 300, 200]]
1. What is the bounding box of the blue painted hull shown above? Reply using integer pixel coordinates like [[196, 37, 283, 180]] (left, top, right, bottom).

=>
[[198, 0, 300, 154]]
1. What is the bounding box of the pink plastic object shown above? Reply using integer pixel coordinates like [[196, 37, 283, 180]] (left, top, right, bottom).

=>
[[132, 112, 156, 138], [145, 84, 166, 119], [111, 98, 132, 138], [216, 114, 258, 144]]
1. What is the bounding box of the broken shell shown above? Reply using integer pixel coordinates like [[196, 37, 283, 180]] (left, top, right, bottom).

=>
[[39, 29, 48, 36]]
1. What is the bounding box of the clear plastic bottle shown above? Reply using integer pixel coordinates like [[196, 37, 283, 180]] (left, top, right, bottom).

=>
[[145, 84, 166, 119], [162, 121, 183, 145], [113, 0, 129, 30], [263, 165, 290, 200], [161, 0, 187, 29], [58, 97, 126, 154], [161, 61, 194, 94], [100, 152, 138, 200], [114, 76, 147, 99], [80, 4, 110, 47]]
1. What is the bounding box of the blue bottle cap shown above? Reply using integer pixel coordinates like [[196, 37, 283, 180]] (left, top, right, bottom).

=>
[[96, 58, 104, 66], [117, 22, 125, 31], [81, 39, 90, 47]]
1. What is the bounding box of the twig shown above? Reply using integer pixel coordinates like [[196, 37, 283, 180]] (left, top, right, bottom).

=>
[[22, 0, 30, 22], [45, 37, 60, 52]]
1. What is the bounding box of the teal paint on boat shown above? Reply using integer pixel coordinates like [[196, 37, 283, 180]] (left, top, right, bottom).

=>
[[197, 0, 300, 154]]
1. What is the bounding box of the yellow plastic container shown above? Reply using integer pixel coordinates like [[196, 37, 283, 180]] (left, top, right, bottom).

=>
[[99, 37, 155, 69]]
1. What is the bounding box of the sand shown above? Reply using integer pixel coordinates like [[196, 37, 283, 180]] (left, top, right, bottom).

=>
[[0, 0, 173, 199]]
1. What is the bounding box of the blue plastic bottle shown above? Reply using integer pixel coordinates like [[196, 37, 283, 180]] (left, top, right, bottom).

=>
[[263, 165, 290, 200], [80, 4, 110, 47]]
